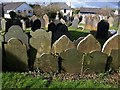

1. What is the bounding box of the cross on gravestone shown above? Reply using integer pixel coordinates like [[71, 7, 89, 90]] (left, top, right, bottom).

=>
[[84, 51, 108, 74], [60, 48, 84, 73], [5, 25, 29, 48], [51, 35, 75, 54], [5, 38, 28, 71], [102, 34, 120, 56], [77, 34, 101, 54], [34, 54, 58, 72]]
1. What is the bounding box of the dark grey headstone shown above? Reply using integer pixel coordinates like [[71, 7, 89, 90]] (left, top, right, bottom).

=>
[[5, 38, 28, 71], [5, 25, 29, 48]]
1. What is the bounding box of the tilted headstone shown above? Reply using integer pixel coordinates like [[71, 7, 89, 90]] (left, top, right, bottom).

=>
[[5, 38, 28, 71], [51, 35, 75, 54], [5, 25, 29, 48], [60, 48, 84, 73], [77, 34, 101, 53], [71, 18, 79, 28], [84, 51, 108, 74], [102, 34, 120, 55], [34, 54, 58, 72], [30, 29, 52, 58], [110, 49, 120, 71]]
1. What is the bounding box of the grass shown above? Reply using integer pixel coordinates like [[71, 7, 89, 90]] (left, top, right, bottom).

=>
[[2, 72, 118, 88]]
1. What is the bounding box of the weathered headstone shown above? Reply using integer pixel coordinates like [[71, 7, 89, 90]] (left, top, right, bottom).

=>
[[5, 38, 28, 71], [84, 51, 108, 74], [77, 34, 101, 53], [1, 18, 6, 31], [5, 25, 29, 48], [0, 19, 1, 30], [84, 15, 92, 30], [71, 18, 79, 28], [21, 19, 26, 30], [40, 18, 45, 29], [108, 16, 114, 27], [31, 19, 41, 31], [51, 35, 75, 54], [30, 29, 52, 58], [43, 14, 49, 28], [34, 54, 58, 72], [60, 48, 84, 73], [73, 37, 84, 46], [102, 34, 120, 55], [91, 15, 99, 31], [110, 49, 120, 71]]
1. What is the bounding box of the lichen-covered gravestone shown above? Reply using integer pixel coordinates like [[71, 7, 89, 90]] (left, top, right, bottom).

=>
[[71, 18, 79, 28], [34, 54, 58, 72], [102, 34, 120, 55], [60, 48, 84, 73], [84, 51, 108, 74], [77, 34, 101, 53], [51, 35, 75, 54], [5, 25, 29, 48], [5, 38, 28, 71], [30, 29, 52, 58]]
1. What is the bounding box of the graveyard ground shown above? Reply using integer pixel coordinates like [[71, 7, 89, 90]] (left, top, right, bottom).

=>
[[2, 25, 119, 88]]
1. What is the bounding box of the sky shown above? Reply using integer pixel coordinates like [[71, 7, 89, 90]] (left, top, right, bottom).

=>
[[0, 0, 119, 8]]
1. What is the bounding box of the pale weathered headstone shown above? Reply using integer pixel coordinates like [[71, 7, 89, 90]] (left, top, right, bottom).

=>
[[34, 54, 58, 72], [5, 25, 29, 48], [108, 16, 114, 27], [60, 48, 84, 73], [30, 29, 52, 58], [110, 49, 120, 71], [21, 19, 26, 30], [5, 38, 28, 71], [51, 35, 75, 54], [43, 14, 49, 28], [0, 19, 1, 30], [84, 15, 92, 30], [77, 34, 101, 53], [1, 18, 6, 31], [71, 18, 79, 28], [40, 18, 45, 29], [102, 34, 120, 55], [84, 51, 108, 74], [91, 15, 99, 31]]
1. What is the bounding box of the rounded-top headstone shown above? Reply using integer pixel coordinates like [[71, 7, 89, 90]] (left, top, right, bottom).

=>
[[77, 34, 101, 53], [102, 34, 120, 55], [5, 25, 29, 48]]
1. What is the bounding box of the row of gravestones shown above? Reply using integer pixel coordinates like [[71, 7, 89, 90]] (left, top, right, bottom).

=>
[[1, 25, 120, 73]]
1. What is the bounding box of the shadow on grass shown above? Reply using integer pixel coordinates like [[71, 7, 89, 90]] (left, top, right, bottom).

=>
[[69, 30, 90, 41]]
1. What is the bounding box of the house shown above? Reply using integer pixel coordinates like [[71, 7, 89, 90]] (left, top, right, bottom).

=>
[[48, 2, 72, 16], [1, 2, 33, 18]]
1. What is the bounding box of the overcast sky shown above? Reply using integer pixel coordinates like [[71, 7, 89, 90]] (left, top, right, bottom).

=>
[[0, 0, 119, 8]]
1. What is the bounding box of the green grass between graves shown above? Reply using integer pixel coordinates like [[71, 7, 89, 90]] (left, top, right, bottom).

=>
[[2, 72, 118, 88]]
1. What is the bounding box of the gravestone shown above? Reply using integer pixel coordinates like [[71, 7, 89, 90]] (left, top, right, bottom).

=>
[[84, 51, 108, 74], [0, 19, 1, 30], [60, 48, 84, 73], [73, 37, 84, 46], [51, 35, 75, 54], [96, 20, 109, 40], [5, 38, 28, 71], [31, 19, 41, 31], [108, 16, 114, 27], [31, 15, 37, 22], [77, 34, 101, 53], [34, 54, 58, 72], [113, 16, 119, 28], [40, 18, 45, 29], [102, 34, 120, 55], [110, 49, 120, 71], [43, 14, 49, 28], [60, 18, 66, 25], [0, 35, 2, 71], [91, 15, 99, 31], [84, 15, 92, 30], [1, 18, 6, 31], [71, 18, 79, 28], [30, 29, 52, 58], [5, 25, 29, 48], [21, 19, 26, 30]]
